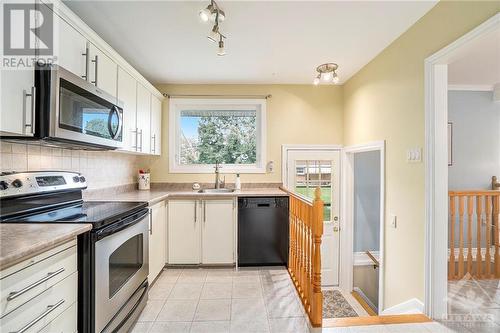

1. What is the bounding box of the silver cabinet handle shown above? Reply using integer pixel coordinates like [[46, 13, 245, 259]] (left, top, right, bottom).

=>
[[23, 86, 36, 135], [203, 201, 206, 224], [151, 134, 156, 154], [82, 47, 89, 80], [138, 129, 143, 152], [132, 128, 138, 150], [149, 209, 153, 235], [194, 200, 197, 223], [7, 268, 65, 301], [11, 299, 65, 333], [91, 54, 98, 85]]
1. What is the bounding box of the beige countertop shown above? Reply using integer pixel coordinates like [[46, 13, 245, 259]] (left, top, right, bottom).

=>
[[86, 188, 288, 205], [0, 223, 92, 270]]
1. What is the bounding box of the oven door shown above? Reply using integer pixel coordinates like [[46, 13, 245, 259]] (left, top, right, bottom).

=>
[[94, 210, 149, 333], [47, 66, 123, 149]]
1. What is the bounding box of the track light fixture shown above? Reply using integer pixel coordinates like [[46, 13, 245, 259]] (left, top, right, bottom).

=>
[[199, 0, 228, 56], [313, 63, 340, 85]]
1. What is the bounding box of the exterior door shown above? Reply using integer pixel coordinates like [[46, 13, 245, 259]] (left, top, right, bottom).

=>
[[287, 150, 340, 286]]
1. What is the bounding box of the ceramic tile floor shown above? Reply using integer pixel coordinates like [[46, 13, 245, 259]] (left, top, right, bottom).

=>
[[131, 267, 455, 333]]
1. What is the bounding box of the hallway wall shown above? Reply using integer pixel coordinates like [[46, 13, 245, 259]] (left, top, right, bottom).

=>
[[343, 1, 500, 310]]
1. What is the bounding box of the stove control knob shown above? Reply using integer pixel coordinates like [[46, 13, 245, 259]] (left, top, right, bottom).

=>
[[79, 176, 86, 183], [73, 176, 80, 183], [11, 179, 23, 188], [0, 181, 8, 190]]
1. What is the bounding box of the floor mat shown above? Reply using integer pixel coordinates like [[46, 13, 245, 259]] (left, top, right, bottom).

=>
[[323, 290, 359, 318]]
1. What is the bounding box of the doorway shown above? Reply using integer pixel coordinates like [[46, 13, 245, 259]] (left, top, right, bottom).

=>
[[340, 141, 385, 315], [283, 146, 341, 286], [425, 12, 500, 321]]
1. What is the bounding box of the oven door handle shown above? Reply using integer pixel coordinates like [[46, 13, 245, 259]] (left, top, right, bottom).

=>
[[95, 209, 149, 240]]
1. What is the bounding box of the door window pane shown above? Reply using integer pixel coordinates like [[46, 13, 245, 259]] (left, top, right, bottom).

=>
[[109, 234, 143, 298], [294, 160, 333, 222]]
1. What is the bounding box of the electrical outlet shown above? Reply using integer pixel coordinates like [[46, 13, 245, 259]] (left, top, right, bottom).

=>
[[390, 215, 397, 228], [407, 148, 422, 163]]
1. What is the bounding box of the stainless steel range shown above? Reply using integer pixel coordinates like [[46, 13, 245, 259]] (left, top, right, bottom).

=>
[[0, 171, 149, 333]]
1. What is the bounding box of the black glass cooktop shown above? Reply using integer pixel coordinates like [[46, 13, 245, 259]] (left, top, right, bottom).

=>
[[0, 201, 148, 229]]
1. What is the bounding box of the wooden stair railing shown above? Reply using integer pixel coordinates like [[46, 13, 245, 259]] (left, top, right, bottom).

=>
[[448, 190, 500, 280], [287, 187, 324, 327]]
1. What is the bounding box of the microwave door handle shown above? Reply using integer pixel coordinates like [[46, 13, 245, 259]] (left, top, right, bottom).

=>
[[108, 107, 123, 140]]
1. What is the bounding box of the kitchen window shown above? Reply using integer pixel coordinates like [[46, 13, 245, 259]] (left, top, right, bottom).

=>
[[169, 98, 266, 173]]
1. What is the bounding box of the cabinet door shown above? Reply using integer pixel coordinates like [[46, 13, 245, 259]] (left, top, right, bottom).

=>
[[89, 43, 117, 98], [149, 201, 166, 282], [150, 95, 162, 155], [55, 16, 88, 79], [202, 200, 235, 264], [0, 70, 34, 136], [117, 68, 138, 151], [168, 200, 200, 264], [136, 83, 151, 154]]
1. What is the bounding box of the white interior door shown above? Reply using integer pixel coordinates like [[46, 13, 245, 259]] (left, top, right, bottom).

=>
[[287, 150, 340, 286]]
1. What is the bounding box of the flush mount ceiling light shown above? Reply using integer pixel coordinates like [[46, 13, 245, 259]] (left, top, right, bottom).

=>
[[199, 0, 228, 56], [313, 63, 340, 85]]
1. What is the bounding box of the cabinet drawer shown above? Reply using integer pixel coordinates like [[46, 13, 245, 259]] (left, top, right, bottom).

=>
[[0, 244, 77, 317], [0, 272, 77, 333], [39, 301, 77, 333]]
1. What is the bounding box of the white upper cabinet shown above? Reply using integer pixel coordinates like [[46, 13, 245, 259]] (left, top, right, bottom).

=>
[[150, 96, 162, 155], [88, 43, 118, 99], [117, 67, 138, 151], [136, 83, 151, 154], [55, 16, 88, 79], [0, 70, 35, 136], [202, 200, 235, 264]]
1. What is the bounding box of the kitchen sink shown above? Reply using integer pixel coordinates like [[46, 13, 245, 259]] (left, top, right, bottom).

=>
[[198, 188, 236, 193]]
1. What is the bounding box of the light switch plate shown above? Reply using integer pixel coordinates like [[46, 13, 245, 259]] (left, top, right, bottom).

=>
[[407, 148, 422, 163], [390, 215, 397, 228]]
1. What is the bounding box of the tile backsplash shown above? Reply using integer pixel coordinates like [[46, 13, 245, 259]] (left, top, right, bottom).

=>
[[0, 142, 146, 190]]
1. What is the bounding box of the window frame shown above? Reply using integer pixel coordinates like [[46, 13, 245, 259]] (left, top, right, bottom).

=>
[[168, 98, 267, 174]]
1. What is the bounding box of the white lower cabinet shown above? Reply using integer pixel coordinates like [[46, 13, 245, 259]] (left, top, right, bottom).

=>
[[202, 200, 235, 264], [0, 240, 78, 333], [168, 200, 201, 264], [168, 199, 235, 265], [149, 201, 166, 282]]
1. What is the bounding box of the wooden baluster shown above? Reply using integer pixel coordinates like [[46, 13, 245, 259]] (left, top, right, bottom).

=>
[[458, 196, 465, 279], [486, 196, 492, 278], [467, 196, 473, 276], [494, 195, 500, 278], [476, 195, 483, 279], [311, 187, 323, 327], [449, 195, 456, 279]]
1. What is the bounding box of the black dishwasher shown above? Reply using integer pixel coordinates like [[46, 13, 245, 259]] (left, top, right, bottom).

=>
[[238, 196, 289, 266]]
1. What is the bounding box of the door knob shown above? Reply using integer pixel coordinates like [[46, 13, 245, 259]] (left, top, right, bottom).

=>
[[333, 216, 339, 221]]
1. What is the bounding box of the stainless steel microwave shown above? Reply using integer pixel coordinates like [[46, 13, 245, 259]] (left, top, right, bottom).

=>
[[3, 65, 123, 150]]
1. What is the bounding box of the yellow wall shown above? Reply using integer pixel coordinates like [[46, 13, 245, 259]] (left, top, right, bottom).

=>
[[343, 1, 500, 309], [149, 84, 343, 183]]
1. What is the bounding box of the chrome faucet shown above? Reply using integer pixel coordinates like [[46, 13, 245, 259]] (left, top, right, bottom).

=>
[[214, 162, 225, 189]]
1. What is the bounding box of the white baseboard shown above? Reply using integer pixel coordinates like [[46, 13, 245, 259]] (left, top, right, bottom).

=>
[[381, 298, 424, 315]]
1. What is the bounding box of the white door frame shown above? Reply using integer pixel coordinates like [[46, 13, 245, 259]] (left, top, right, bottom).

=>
[[340, 141, 386, 313], [424, 13, 500, 320]]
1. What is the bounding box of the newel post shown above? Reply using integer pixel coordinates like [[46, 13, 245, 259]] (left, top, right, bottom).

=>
[[311, 187, 324, 327]]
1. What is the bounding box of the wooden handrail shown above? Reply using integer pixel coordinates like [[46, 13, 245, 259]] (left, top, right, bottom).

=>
[[365, 251, 380, 268], [448, 190, 500, 280], [287, 186, 324, 327]]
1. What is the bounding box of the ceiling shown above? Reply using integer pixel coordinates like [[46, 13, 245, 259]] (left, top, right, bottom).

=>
[[64, 0, 437, 85], [448, 27, 500, 87]]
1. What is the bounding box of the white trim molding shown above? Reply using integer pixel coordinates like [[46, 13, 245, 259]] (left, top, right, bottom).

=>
[[353, 287, 378, 313], [169, 98, 267, 174], [424, 12, 500, 320], [381, 298, 424, 315], [448, 84, 494, 91], [340, 140, 385, 313]]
